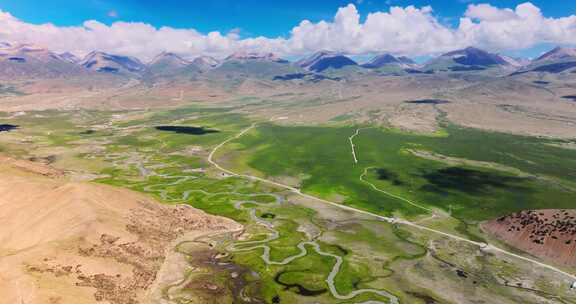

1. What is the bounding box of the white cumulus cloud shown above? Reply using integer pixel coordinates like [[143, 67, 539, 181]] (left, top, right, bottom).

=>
[[0, 2, 574, 60], [458, 3, 576, 50]]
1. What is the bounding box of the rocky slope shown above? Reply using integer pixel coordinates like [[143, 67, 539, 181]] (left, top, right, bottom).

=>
[[482, 209, 576, 267], [0, 155, 240, 304]]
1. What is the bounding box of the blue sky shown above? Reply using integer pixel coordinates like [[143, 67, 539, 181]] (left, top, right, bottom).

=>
[[2, 0, 575, 38], [0, 1, 575, 59]]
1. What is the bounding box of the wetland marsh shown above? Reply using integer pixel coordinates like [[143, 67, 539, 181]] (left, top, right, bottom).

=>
[[1, 107, 575, 304]]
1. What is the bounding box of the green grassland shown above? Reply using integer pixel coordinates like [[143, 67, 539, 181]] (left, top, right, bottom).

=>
[[1, 106, 575, 303], [229, 123, 576, 222]]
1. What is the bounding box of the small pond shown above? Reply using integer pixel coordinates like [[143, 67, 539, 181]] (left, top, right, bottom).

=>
[[155, 126, 220, 135]]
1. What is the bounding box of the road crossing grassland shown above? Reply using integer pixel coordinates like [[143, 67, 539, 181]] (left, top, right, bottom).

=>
[[209, 123, 576, 282], [4, 109, 574, 302]]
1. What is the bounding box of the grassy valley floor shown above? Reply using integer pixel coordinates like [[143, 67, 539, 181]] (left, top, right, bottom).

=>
[[0, 106, 575, 303]]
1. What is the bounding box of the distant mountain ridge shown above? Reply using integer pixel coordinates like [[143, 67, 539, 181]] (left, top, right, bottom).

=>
[[0, 42, 88, 79], [193, 56, 220, 71], [0, 41, 573, 80], [511, 47, 576, 75], [297, 51, 358, 72], [442, 47, 509, 66], [362, 54, 416, 69], [225, 51, 288, 63], [59, 52, 80, 64], [213, 51, 299, 79], [149, 52, 191, 67], [145, 52, 201, 80], [423, 47, 513, 72], [80, 51, 146, 75], [536, 47, 576, 62]]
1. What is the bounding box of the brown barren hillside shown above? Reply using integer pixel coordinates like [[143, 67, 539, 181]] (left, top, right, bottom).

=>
[[482, 209, 576, 267], [0, 155, 241, 304]]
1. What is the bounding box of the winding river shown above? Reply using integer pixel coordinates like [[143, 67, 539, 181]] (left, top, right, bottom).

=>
[[102, 149, 400, 303]]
